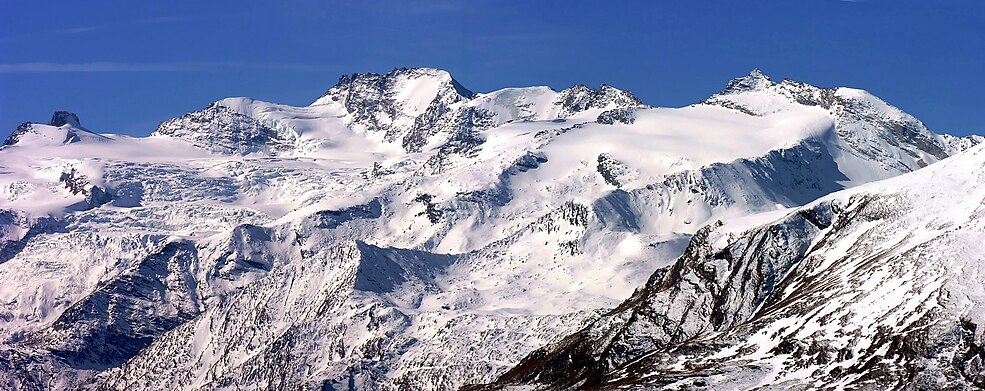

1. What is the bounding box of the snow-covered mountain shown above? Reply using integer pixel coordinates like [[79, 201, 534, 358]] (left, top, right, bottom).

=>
[[3, 111, 111, 148], [0, 68, 979, 390], [483, 142, 985, 390], [153, 68, 645, 157]]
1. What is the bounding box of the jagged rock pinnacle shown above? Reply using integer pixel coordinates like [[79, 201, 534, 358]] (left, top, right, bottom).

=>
[[49, 111, 81, 127], [724, 68, 775, 93]]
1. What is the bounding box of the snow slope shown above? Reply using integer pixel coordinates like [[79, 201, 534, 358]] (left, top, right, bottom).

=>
[[0, 68, 979, 390], [485, 144, 985, 391]]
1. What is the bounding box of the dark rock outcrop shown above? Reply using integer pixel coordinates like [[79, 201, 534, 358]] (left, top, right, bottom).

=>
[[48, 111, 82, 127]]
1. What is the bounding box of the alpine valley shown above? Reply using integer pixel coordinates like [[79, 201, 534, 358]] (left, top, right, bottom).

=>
[[0, 68, 982, 390]]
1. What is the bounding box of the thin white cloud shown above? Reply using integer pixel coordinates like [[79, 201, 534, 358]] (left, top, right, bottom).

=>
[[55, 15, 201, 35], [61, 27, 101, 34], [0, 15, 220, 43], [380, 0, 466, 15], [0, 62, 193, 73], [0, 62, 340, 73]]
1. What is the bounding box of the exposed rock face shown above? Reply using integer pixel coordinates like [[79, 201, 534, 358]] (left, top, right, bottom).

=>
[[153, 102, 298, 155], [314, 67, 483, 152], [555, 84, 644, 119], [27, 240, 201, 370], [59, 168, 112, 208], [2, 123, 34, 147], [596, 153, 630, 187], [48, 111, 81, 128], [723, 68, 774, 93], [596, 107, 637, 125]]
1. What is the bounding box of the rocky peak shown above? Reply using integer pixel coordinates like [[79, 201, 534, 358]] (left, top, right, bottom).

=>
[[708, 71, 842, 111], [49, 111, 82, 128], [3, 112, 98, 147], [715, 71, 839, 108], [311, 67, 483, 153], [723, 68, 775, 93], [315, 67, 474, 108], [2, 122, 35, 147], [554, 83, 644, 118]]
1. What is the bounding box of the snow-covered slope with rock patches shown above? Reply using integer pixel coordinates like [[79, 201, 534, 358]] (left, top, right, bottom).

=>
[[701, 69, 981, 183], [155, 68, 647, 156], [482, 144, 985, 391], [0, 68, 979, 390], [3, 111, 111, 148], [152, 102, 300, 156]]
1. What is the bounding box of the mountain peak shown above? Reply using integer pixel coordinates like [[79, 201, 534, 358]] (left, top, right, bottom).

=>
[[2, 112, 109, 147], [723, 68, 775, 93], [305, 67, 486, 152], [317, 67, 474, 106], [2, 122, 34, 147], [49, 111, 82, 128]]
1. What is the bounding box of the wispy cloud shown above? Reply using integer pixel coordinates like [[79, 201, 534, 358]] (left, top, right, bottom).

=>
[[0, 62, 193, 73], [61, 26, 101, 34], [406, 1, 466, 15], [0, 15, 216, 43], [473, 31, 566, 43], [0, 62, 340, 73], [375, 0, 468, 16], [54, 15, 202, 36]]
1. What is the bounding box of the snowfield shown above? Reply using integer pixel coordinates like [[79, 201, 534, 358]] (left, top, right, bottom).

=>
[[0, 68, 980, 390]]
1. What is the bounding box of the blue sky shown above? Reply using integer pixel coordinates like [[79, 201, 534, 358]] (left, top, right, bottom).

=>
[[2, 0, 983, 136]]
